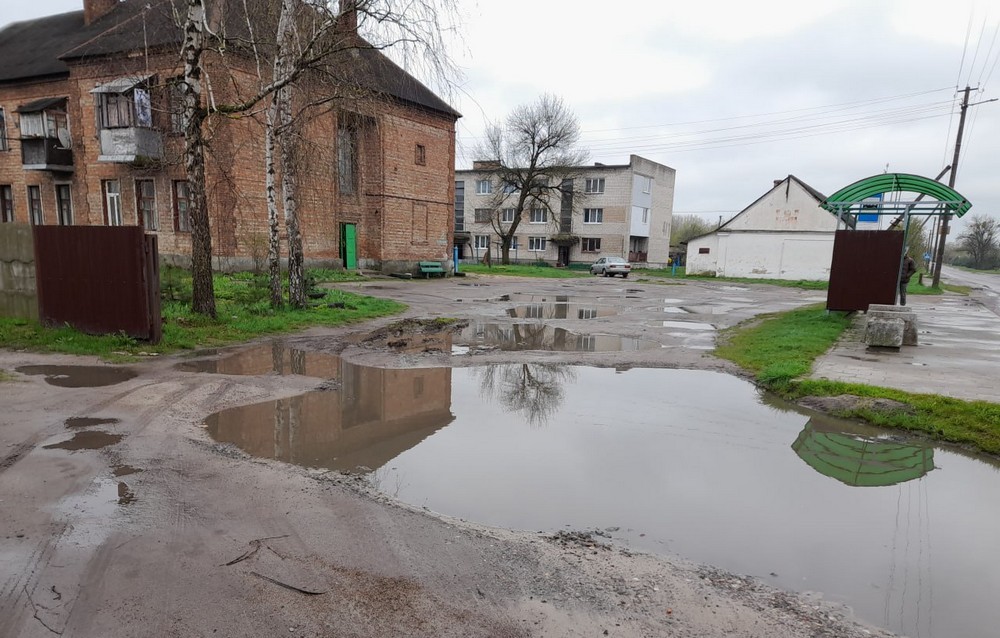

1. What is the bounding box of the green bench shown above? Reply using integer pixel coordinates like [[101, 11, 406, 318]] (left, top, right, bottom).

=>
[[418, 261, 446, 278]]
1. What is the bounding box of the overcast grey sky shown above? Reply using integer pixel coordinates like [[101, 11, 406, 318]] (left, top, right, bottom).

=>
[[6, 0, 999, 232]]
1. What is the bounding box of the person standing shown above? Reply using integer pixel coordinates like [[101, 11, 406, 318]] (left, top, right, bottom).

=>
[[899, 252, 918, 306]]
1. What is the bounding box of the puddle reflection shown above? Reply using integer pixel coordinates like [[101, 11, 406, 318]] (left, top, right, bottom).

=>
[[792, 419, 934, 487], [176, 341, 341, 376], [205, 361, 454, 471], [459, 322, 657, 352], [506, 296, 616, 320]]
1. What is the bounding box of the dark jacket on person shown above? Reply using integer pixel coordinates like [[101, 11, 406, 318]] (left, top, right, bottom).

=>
[[901, 256, 918, 283]]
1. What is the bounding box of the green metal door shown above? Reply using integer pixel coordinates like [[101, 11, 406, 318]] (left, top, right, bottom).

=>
[[341, 223, 357, 269]]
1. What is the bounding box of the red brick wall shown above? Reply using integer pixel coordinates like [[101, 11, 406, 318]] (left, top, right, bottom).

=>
[[0, 48, 458, 271]]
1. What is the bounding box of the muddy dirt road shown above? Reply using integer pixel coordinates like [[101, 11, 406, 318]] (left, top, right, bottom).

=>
[[0, 275, 894, 637]]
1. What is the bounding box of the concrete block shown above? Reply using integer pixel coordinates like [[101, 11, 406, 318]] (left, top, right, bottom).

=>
[[868, 304, 918, 346], [865, 316, 904, 349]]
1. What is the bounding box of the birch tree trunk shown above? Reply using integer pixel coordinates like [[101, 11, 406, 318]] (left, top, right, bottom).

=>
[[275, 0, 305, 309], [182, 0, 216, 316], [265, 99, 282, 308]]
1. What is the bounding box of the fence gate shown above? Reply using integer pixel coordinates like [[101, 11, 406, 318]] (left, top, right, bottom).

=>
[[33, 226, 161, 343], [827, 230, 903, 312]]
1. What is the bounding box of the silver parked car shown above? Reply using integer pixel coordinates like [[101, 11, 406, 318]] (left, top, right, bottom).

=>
[[590, 256, 632, 278]]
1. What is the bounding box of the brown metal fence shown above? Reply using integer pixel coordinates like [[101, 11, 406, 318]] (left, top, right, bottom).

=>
[[33, 226, 161, 343], [827, 230, 903, 312]]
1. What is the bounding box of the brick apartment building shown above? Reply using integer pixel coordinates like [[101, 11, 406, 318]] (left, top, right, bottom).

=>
[[0, 0, 460, 273], [454, 155, 675, 267]]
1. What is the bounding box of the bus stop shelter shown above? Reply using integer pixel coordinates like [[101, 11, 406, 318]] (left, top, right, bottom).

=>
[[819, 173, 972, 312]]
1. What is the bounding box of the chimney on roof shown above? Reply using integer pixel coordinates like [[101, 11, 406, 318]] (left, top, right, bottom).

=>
[[339, 0, 358, 32], [83, 0, 118, 25]]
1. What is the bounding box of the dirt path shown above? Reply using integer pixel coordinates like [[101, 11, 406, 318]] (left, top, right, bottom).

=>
[[0, 275, 895, 637]]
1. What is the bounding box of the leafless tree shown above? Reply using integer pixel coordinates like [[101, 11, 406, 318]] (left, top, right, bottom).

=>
[[957, 214, 1000, 270], [476, 363, 577, 428], [475, 95, 589, 264]]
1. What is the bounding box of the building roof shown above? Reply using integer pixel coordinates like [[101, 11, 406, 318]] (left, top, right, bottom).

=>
[[0, 11, 87, 83], [0, 0, 459, 118], [684, 175, 836, 244]]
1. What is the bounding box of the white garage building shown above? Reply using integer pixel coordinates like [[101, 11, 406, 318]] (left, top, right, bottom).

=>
[[685, 175, 847, 280]]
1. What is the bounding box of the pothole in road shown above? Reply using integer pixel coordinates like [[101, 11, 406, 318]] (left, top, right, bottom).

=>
[[66, 417, 120, 428], [16, 365, 137, 388], [204, 359, 1000, 638], [43, 430, 124, 451], [457, 322, 659, 352]]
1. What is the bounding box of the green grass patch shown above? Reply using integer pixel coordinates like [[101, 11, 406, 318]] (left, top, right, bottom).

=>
[[0, 268, 405, 361], [459, 264, 590, 278], [715, 305, 853, 385], [716, 304, 1000, 455]]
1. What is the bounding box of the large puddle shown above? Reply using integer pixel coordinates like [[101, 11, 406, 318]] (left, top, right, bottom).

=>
[[202, 360, 1000, 637]]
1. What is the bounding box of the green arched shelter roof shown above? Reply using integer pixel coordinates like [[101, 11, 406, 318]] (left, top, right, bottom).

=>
[[821, 173, 972, 217]]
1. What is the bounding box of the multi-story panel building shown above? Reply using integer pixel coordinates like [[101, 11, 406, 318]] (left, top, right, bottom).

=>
[[0, 0, 460, 274], [454, 155, 675, 267]]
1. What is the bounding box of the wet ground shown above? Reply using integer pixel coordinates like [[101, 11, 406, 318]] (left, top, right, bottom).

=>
[[197, 349, 1000, 638], [3, 271, 990, 638]]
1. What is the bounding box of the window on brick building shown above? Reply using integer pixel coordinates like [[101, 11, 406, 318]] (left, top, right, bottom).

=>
[[640, 175, 652, 193], [581, 237, 601, 252], [585, 178, 604, 194], [136, 179, 157, 230], [1, 185, 13, 222], [55, 184, 73, 226], [173, 180, 191, 232], [584, 208, 603, 224], [529, 208, 547, 223], [474, 234, 490, 249], [474, 208, 491, 223], [27, 186, 42, 225], [529, 236, 546, 251], [168, 78, 186, 133], [501, 180, 517, 195], [476, 179, 492, 194], [102, 180, 122, 226], [0, 108, 7, 151], [337, 124, 357, 195], [19, 104, 69, 141], [501, 208, 515, 223], [414, 143, 425, 165]]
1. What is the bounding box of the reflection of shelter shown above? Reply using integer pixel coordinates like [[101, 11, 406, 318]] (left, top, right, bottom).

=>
[[205, 361, 453, 472], [461, 322, 649, 352], [791, 420, 934, 487], [821, 174, 972, 311]]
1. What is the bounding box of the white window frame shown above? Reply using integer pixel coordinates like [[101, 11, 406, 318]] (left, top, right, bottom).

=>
[[529, 208, 548, 224], [583, 208, 603, 224], [27, 185, 43, 225], [55, 183, 73, 226], [640, 175, 651, 193], [501, 181, 517, 195], [529, 236, 546, 252], [103, 179, 123, 226], [501, 208, 516, 223], [476, 179, 492, 195], [136, 179, 158, 230], [642, 207, 649, 223], [585, 177, 604, 194], [474, 234, 490, 250]]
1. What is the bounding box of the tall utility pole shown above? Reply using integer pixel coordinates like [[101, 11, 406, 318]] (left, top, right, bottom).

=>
[[931, 86, 998, 286], [932, 86, 972, 287]]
